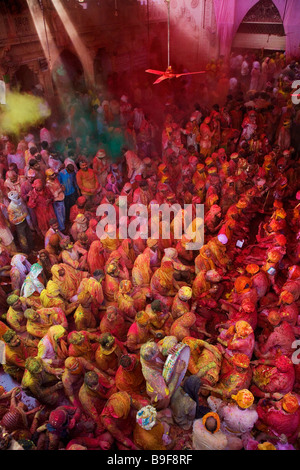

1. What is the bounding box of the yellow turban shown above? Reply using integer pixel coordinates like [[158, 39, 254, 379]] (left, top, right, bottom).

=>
[[178, 286, 192, 301], [282, 393, 299, 414], [235, 321, 253, 338], [231, 389, 254, 409], [257, 442, 276, 450]]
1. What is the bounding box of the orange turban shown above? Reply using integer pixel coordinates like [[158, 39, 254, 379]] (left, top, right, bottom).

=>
[[136, 311, 150, 327], [236, 198, 248, 209], [65, 357, 83, 375], [45, 168, 55, 178], [282, 393, 299, 414], [103, 392, 131, 419], [202, 412, 220, 433], [235, 321, 253, 337], [267, 310, 281, 326], [231, 353, 250, 369], [267, 250, 282, 263], [196, 163, 205, 172], [279, 291, 294, 305], [234, 276, 252, 294], [231, 389, 254, 409], [205, 157, 213, 166], [246, 264, 260, 275], [147, 238, 158, 248]]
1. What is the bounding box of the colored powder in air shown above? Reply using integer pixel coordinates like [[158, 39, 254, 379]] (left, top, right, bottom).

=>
[[0, 91, 51, 135]]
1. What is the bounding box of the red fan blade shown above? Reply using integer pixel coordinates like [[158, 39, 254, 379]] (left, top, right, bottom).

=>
[[145, 69, 165, 76], [153, 75, 170, 84], [175, 71, 206, 77]]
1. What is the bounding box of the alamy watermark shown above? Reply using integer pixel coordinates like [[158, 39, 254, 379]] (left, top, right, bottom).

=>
[[292, 80, 300, 105], [95, 197, 204, 250]]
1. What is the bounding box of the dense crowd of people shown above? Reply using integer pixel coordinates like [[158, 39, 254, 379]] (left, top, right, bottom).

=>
[[0, 49, 299, 451]]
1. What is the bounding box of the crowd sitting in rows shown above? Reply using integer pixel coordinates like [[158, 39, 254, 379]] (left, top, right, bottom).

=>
[[0, 51, 299, 450]]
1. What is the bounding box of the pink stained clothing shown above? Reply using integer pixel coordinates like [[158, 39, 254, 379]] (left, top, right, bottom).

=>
[[212, 399, 258, 435], [61, 249, 81, 270], [93, 157, 110, 187], [7, 152, 25, 171], [225, 332, 255, 359], [87, 240, 105, 275], [256, 400, 300, 443], [40, 127, 52, 145], [46, 178, 65, 202], [37, 335, 57, 364], [256, 321, 296, 358], [27, 187, 56, 236], [251, 359, 295, 397], [125, 150, 144, 182]]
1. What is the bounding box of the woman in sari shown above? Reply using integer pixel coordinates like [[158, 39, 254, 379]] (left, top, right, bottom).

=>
[[10, 254, 31, 293], [20, 263, 45, 307], [134, 405, 172, 450], [114, 280, 137, 322], [132, 249, 152, 287], [72, 279, 102, 332], [194, 245, 216, 274], [87, 240, 106, 275], [117, 239, 136, 271], [24, 307, 53, 339], [140, 340, 187, 410], [27, 179, 56, 237], [171, 286, 193, 319], [126, 311, 153, 353], [100, 391, 138, 450], [95, 333, 126, 376], [37, 325, 68, 367], [37, 250, 56, 282], [85, 219, 99, 246], [51, 263, 89, 301], [45, 234, 61, 264], [67, 331, 99, 363], [150, 260, 178, 309], [102, 262, 122, 303], [115, 354, 149, 406], [170, 311, 198, 342], [99, 305, 128, 342]]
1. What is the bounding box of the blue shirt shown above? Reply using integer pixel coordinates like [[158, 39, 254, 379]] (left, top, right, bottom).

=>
[[58, 169, 78, 196]]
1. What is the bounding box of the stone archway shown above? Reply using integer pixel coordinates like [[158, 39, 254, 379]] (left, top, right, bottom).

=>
[[52, 48, 86, 93], [232, 0, 286, 54], [11, 64, 39, 92], [94, 48, 112, 85]]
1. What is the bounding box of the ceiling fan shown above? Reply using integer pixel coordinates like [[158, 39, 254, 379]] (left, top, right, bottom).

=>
[[145, 0, 206, 84]]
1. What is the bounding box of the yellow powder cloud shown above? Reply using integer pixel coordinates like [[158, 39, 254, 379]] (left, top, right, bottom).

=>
[[0, 91, 51, 135]]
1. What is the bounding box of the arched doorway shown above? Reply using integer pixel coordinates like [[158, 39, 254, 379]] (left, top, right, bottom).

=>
[[11, 64, 39, 92], [52, 49, 85, 93], [232, 0, 286, 55], [94, 48, 112, 85]]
